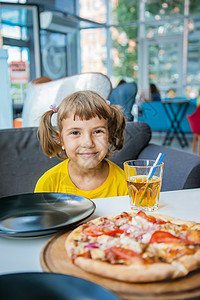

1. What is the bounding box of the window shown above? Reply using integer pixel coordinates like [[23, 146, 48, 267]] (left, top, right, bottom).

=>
[[111, 25, 138, 85], [80, 28, 107, 74], [111, 0, 139, 24], [79, 0, 107, 23]]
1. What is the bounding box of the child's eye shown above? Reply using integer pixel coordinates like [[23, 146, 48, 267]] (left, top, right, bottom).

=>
[[94, 129, 103, 134], [70, 131, 80, 135]]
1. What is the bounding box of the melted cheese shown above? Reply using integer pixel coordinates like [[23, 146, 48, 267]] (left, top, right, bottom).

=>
[[131, 216, 154, 228], [120, 236, 143, 253], [141, 232, 152, 244], [91, 249, 105, 260]]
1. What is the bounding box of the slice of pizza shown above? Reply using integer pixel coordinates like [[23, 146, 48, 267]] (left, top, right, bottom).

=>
[[65, 211, 200, 282]]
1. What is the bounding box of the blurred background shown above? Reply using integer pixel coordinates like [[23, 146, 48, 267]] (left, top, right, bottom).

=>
[[0, 0, 200, 137]]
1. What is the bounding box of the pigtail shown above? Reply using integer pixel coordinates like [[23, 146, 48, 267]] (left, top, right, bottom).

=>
[[108, 105, 126, 153], [38, 110, 62, 158]]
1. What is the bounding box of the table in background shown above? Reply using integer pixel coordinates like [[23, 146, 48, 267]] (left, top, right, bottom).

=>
[[0, 188, 200, 275], [161, 99, 189, 147]]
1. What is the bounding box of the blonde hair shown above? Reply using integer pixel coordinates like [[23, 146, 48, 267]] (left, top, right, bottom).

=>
[[39, 90, 126, 159]]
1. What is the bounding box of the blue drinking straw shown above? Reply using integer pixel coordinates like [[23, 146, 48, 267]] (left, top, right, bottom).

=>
[[148, 153, 166, 180]]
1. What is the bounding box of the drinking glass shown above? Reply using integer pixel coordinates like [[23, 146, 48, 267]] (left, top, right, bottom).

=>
[[124, 159, 164, 212]]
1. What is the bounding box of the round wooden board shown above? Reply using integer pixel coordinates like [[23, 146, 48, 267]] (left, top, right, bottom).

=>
[[40, 230, 200, 300]]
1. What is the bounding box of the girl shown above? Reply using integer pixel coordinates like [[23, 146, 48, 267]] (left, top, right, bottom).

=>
[[35, 90, 128, 198], [142, 83, 161, 102]]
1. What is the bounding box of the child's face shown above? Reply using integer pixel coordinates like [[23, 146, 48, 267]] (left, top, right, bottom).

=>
[[60, 114, 109, 171]]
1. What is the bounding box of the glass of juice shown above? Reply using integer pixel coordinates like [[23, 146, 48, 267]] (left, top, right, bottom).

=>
[[124, 159, 164, 212]]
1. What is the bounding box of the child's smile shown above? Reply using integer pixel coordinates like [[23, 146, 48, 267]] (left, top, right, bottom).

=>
[[60, 114, 109, 171]]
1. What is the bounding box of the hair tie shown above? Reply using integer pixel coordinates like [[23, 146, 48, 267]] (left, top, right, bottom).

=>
[[106, 100, 110, 106], [50, 104, 58, 113]]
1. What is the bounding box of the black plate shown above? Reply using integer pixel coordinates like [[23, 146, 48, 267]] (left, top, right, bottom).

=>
[[0, 193, 95, 237], [0, 273, 120, 300]]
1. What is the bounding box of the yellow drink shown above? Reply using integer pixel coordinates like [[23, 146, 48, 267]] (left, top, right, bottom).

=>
[[127, 175, 161, 210]]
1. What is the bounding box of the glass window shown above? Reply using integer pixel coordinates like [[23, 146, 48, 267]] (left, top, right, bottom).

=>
[[145, 19, 183, 38], [0, 0, 26, 3], [4, 46, 21, 62], [79, 0, 107, 23], [1, 24, 22, 39], [148, 40, 180, 95], [111, 25, 138, 85], [0, 3, 40, 122], [187, 18, 200, 93], [54, 0, 75, 14], [3, 45, 29, 116], [26, 0, 75, 14], [40, 31, 67, 80], [189, 0, 200, 14], [145, 0, 184, 20], [80, 28, 107, 74], [111, 0, 138, 24], [0, 7, 29, 40]]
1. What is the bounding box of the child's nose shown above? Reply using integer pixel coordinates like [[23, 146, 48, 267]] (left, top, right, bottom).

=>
[[82, 134, 94, 147]]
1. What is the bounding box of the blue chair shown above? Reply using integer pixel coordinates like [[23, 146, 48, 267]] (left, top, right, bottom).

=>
[[109, 82, 137, 121]]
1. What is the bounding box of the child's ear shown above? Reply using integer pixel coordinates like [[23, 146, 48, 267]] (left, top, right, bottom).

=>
[[56, 130, 63, 145]]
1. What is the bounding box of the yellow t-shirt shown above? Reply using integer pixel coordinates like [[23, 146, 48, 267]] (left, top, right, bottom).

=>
[[34, 159, 128, 199]]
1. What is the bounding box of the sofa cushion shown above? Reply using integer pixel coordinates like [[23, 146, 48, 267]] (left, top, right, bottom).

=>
[[0, 127, 60, 197], [0, 122, 151, 197]]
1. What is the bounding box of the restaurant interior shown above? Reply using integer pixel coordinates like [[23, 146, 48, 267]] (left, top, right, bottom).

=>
[[1, 0, 200, 152], [0, 1, 200, 299]]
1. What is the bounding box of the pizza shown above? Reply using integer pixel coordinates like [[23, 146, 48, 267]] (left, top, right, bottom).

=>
[[65, 211, 200, 282]]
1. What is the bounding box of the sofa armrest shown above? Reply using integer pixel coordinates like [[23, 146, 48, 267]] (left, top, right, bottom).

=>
[[137, 144, 200, 191]]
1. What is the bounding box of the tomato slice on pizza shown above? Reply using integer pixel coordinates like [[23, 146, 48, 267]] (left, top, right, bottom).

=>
[[148, 230, 184, 244], [136, 210, 167, 224], [83, 225, 124, 237]]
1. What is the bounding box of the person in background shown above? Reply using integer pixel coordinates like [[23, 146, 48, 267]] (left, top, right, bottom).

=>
[[117, 79, 127, 86], [35, 90, 128, 199], [31, 76, 52, 84], [142, 83, 161, 102]]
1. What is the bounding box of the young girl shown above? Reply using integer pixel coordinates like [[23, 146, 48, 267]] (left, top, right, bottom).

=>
[[35, 90, 128, 198]]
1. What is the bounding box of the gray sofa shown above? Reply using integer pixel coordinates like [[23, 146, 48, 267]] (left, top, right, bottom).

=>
[[1, 122, 200, 198]]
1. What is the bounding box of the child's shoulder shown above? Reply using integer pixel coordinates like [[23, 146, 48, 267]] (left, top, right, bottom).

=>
[[44, 159, 69, 175], [107, 159, 124, 174]]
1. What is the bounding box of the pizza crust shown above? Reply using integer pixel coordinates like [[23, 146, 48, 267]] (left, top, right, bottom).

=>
[[179, 250, 200, 271], [65, 212, 200, 283], [75, 257, 178, 282], [148, 213, 198, 227]]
